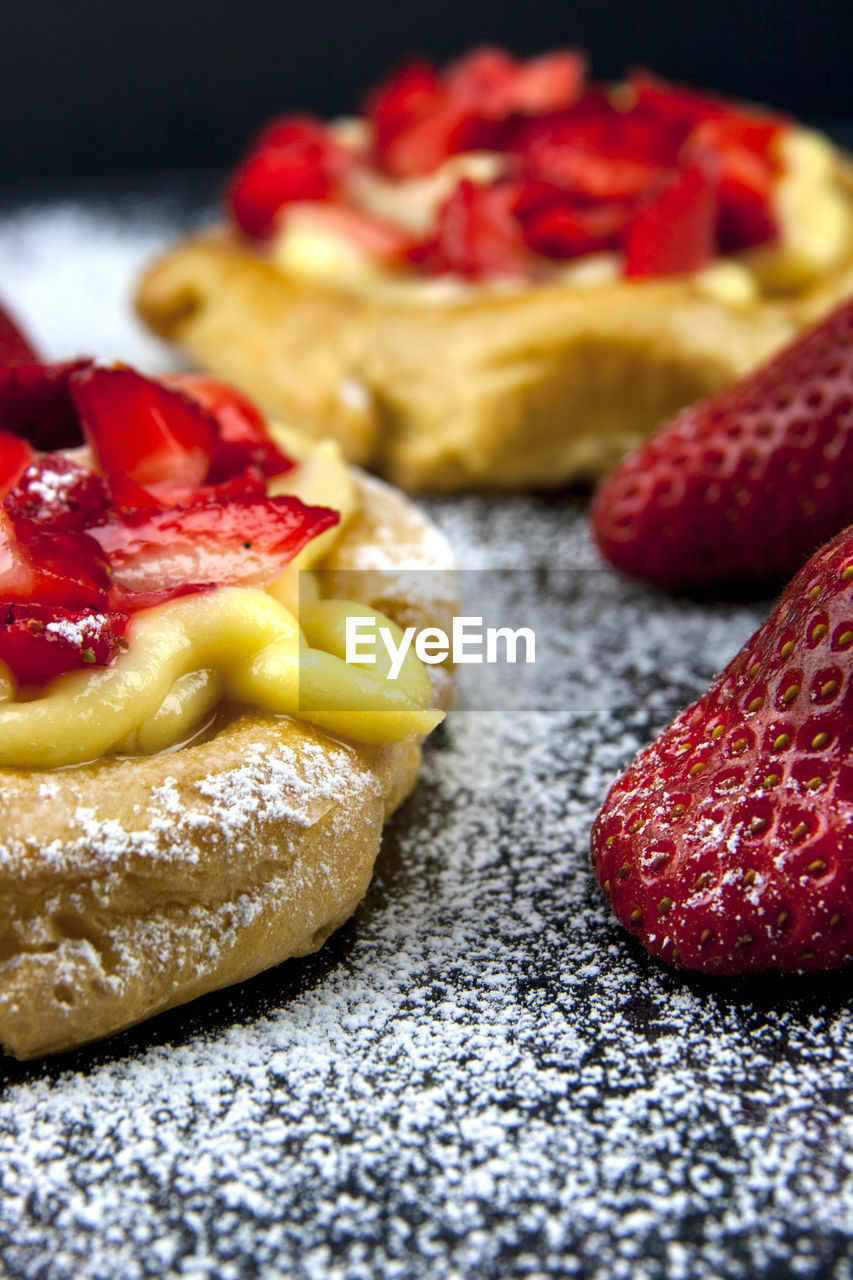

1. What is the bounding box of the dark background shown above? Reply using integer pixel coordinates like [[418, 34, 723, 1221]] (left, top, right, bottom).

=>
[[0, 0, 850, 186]]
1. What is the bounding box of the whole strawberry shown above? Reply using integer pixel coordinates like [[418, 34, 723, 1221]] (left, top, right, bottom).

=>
[[591, 298, 853, 589], [591, 524, 853, 974]]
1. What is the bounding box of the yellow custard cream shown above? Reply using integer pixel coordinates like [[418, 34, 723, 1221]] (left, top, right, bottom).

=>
[[0, 432, 443, 769]]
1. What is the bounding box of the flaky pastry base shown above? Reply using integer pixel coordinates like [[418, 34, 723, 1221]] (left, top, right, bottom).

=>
[[136, 168, 853, 492], [0, 475, 454, 1059]]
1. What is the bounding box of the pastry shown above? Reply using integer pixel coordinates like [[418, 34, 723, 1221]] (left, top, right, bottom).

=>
[[0, 359, 454, 1059], [136, 47, 853, 491]]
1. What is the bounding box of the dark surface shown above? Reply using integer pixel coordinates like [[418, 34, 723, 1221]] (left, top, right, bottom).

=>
[[1, 182, 853, 1280], [1, 0, 851, 183]]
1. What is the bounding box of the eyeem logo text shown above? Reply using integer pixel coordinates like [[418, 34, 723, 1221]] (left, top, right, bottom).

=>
[[346, 616, 536, 679]]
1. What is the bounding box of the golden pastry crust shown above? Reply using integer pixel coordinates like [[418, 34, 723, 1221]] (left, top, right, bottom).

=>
[[136, 159, 853, 492], [0, 475, 453, 1060]]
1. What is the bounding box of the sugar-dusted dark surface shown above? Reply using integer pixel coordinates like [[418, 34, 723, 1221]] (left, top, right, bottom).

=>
[[1, 191, 853, 1280]]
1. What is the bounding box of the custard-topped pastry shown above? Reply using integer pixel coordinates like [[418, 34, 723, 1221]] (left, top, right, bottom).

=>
[[137, 47, 853, 491], [0, 342, 453, 1058]]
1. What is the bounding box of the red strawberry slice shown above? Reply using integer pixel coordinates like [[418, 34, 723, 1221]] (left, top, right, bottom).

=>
[[520, 196, 630, 259], [0, 431, 35, 499], [89, 495, 339, 593], [682, 117, 779, 252], [591, 523, 853, 974], [376, 96, 482, 178], [0, 512, 111, 609], [162, 372, 293, 480], [624, 162, 717, 277], [106, 466, 269, 517], [70, 364, 216, 487], [364, 58, 444, 154], [4, 454, 109, 530], [369, 47, 585, 177], [105, 581, 214, 615], [514, 100, 680, 202], [0, 359, 90, 451], [489, 49, 586, 116], [446, 46, 585, 117], [414, 179, 532, 280], [0, 602, 129, 687], [629, 69, 788, 140], [592, 298, 853, 589], [0, 304, 39, 366], [227, 115, 354, 239]]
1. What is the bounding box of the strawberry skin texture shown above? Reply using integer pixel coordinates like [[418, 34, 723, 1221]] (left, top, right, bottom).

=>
[[591, 298, 853, 589], [591, 525, 853, 975]]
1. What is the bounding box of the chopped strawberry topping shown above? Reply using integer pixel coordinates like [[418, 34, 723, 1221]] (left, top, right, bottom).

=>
[[71, 365, 216, 487], [0, 603, 128, 687], [0, 512, 111, 609], [0, 360, 90, 451], [629, 69, 787, 137], [0, 431, 35, 500], [227, 115, 355, 239], [517, 185, 632, 258], [4, 454, 109, 530], [0, 304, 39, 367], [682, 117, 780, 251], [624, 162, 718, 277], [366, 46, 586, 178], [162, 373, 293, 480], [513, 98, 680, 202], [0, 358, 341, 688], [231, 51, 791, 279], [414, 179, 532, 279], [364, 59, 444, 156], [89, 495, 339, 594], [448, 47, 586, 118]]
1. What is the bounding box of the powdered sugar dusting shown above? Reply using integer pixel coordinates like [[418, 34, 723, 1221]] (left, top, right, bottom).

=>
[[2, 193, 853, 1280]]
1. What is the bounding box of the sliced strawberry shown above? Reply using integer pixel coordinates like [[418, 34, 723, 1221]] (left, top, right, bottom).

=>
[[513, 98, 680, 202], [105, 471, 166, 520], [372, 46, 586, 177], [227, 115, 354, 239], [106, 581, 215, 615], [0, 431, 35, 500], [364, 58, 444, 153], [89, 496, 339, 593], [489, 49, 586, 116], [0, 359, 89, 451], [592, 297, 853, 588], [0, 602, 129, 687], [108, 467, 270, 517], [447, 45, 586, 118], [162, 372, 293, 480], [70, 365, 216, 487], [376, 96, 483, 178], [0, 304, 39, 366], [629, 69, 787, 139], [623, 162, 717, 277], [4, 454, 109, 530], [445, 46, 521, 111], [683, 117, 779, 252], [520, 196, 630, 259], [591, 524, 853, 975], [0, 512, 110, 609], [415, 179, 532, 280]]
